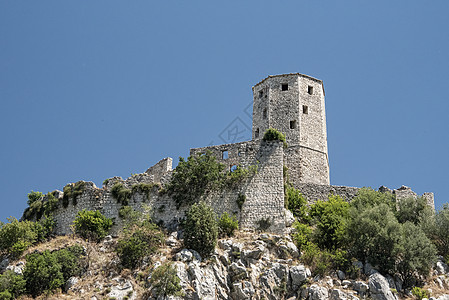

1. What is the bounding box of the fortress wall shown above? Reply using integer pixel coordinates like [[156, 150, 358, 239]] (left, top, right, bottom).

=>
[[145, 157, 173, 183], [191, 140, 286, 232], [294, 183, 360, 203]]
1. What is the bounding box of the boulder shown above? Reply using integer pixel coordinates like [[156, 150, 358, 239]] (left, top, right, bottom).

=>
[[337, 270, 345, 281], [284, 209, 295, 227], [368, 273, 397, 300], [435, 260, 449, 275], [330, 288, 357, 300], [65, 276, 79, 291], [290, 265, 309, 290], [309, 284, 329, 300]]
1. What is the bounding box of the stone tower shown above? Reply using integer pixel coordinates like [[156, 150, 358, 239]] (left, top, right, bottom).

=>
[[252, 73, 330, 185]]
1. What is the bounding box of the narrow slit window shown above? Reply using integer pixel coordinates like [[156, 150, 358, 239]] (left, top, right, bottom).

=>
[[281, 83, 288, 91], [230, 165, 238, 172], [303, 105, 309, 114], [255, 128, 260, 138], [238, 151, 244, 157], [263, 108, 267, 119], [259, 90, 263, 98], [222, 150, 228, 160], [307, 85, 313, 95], [290, 120, 297, 129]]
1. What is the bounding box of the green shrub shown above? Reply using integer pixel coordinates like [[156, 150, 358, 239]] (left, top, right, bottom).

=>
[[285, 185, 309, 221], [217, 212, 238, 238], [167, 152, 225, 208], [309, 195, 349, 250], [184, 201, 218, 258], [27, 191, 43, 206], [262, 128, 287, 147], [351, 187, 396, 211], [116, 223, 164, 269], [292, 221, 313, 250], [22, 192, 60, 221], [0, 270, 26, 300], [73, 210, 113, 241], [428, 203, 449, 258], [411, 287, 430, 300], [149, 263, 183, 298], [396, 196, 433, 225], [224, 165, 258, 187], [23, 245, 84, 297], [301, 242, 349, 276], [256, 217, 272, 231], [0, 218, 37, 259], [62, 181, 86, 207], [111, 183, 132, 206]]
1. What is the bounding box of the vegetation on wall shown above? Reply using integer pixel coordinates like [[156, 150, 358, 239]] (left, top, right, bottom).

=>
[[166, 151, 257, 208], [62, 181, 86, 207], [263, 128, 287, 148], [22, 191, 59, 221], [131, 183, 159, 201], [73, 209, 113, 242], [111, 183, 132, 206]]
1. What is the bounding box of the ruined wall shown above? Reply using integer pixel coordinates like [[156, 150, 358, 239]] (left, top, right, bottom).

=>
[[190, 140, 286, 232], [145, 157, 172, 183]]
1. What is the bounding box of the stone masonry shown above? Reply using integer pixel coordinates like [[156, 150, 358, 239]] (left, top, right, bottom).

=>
[[23, 73, 435, 235]]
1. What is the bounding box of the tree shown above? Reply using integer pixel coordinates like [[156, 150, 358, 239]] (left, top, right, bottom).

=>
[[309, 195, 350, 250], [396, 196, 433, 225], [183, 201, 218, 258], [166, 152, 225, 208], [350, 187, 396, 211], [431, 204, 449, 260]]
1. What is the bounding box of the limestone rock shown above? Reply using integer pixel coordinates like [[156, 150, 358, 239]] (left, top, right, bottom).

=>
[[109, 277, 134, 300], [290, 264, 309, 290], [65, 276, 79, 292], [284, 208, 295, 227], [309, 284, 329, 300], [368, 272, 397, 300], [435, 259, 449, 275]]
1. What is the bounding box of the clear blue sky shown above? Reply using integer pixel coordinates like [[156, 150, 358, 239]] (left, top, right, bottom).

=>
[[1, 1, 448, 222]]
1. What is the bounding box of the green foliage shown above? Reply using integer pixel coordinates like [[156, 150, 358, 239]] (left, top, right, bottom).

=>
[[351, 187, 396, 211], [118, 205, 135, 219], [23, 245, 84, 297], [0, 270, 26, 300], [285, 185, 309, 221], [262, 128, 287, 148], [131, 183, 158, 201], [116, 208, 164, 269], [0, 218, 37, 259], [217, 212, 239, 238], [347, 203, 436, 286], [167, 152, 225, 208], [149, 263, 183, 298], [396, 196, 433, 225], [236, 194, 246, 210], [27, 191, 43, 206], [183, 201, 218, 258], [111, 183, 132, 206], [73, 210, 113, 241], [167, 152, 256, 208], [411, 287, 430, 300], [292, 221, 313, 250], [63, 181, 86, 207], [395, 222, 436, 286], [428, 203, 449, 258], [301, 242, 349, 276], [309, 195, 350, 250], [22, 192, 59, 221]]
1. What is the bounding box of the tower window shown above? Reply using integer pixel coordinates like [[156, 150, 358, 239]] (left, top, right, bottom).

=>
[[255, 128, 260, 138], [290, 120, 297, 129], [307, 85, 313, 95], [222, 150, 229, 160], [281, 83, 288, 91], [263, 108, 267, 120], [303, 105, 309, 114], [259, 90, 263, 98]]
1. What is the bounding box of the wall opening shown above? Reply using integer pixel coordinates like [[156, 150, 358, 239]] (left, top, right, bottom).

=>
[[230, 165, 238, 172], [303, 105, 309, 114], [290, 120, 297, 129], [259, 90, 263, 98], [255, 128, 260, 138], [222, 150, 229, 160], [308, 85, 313, 95], [282, 83, 288, 91], [238, 151, 244, 157], [263, 108, 267, 119]]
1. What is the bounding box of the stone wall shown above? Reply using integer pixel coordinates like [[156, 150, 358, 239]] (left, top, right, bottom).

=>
[[145, 157, 172, 183]]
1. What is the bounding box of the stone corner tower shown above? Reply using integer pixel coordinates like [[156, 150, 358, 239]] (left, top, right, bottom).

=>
[[251, 73, 330, 185]]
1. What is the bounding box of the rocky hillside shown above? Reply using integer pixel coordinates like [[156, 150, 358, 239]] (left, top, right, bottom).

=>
[[2, 229, 449, 300]]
